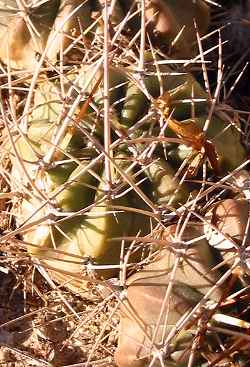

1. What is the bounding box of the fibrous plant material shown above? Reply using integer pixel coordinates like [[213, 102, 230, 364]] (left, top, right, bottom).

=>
[[0, 1, 250, 366]]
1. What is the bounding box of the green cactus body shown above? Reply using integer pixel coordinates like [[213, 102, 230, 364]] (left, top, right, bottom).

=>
[[77, 65, 127, 106], [120, 79, 151, 128], [29, 80, 61, 124], [54, 161, 101, 212], [109, 68, 128, 111], [168, 76, 208, 121], [120, 60, 208, 130], [145, 158, 188, 207], [27, 80, 65, 154], [46, 162, 78, 188], [211, 116, 246, 171], [168, 116, 246, 173], [75, 156, 144, 265], [76, 195, 131, 264], [120, 62, 168, 128], [22, 183, 130, 283], [22, 150, 151, 285], [34, 189, 132, 283]]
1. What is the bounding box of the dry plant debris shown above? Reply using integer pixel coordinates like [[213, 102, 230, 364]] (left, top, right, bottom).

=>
[[0, 0, 250, 366]]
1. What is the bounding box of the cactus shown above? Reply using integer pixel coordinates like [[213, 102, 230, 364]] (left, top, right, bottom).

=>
[[0, 1, 249, 366], [115, 225, 223, 366]]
